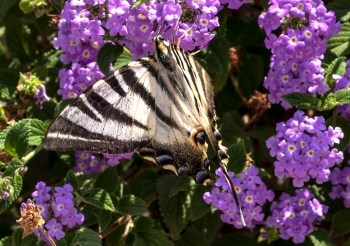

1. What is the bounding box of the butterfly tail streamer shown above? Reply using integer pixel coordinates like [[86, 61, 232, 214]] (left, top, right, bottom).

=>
[[219, 162, 246, 227]]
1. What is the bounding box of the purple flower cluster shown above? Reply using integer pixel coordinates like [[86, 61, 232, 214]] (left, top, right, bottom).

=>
[[333, 60, 350, 120], [259, 0, 340, 109], [329, 164, 350, 208], [0, 178, 10, 200], [266, 110, 344, 187], [54, 1, 107, 99], [203, 166, 274, 229], [34, 85, 50, 109], [74, 151, 133, 174], [266, 188, 328, 244], [31, 182, 84, 242]]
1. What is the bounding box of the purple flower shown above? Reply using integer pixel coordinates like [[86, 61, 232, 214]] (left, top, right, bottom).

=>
[[266, 188, 327, 244], [266, 110, 344, 187], [34, 85, 50, 109], [32, 181, 51, 204], [54, 184, 74, 200], [204, 166, 274, 229], [45, 218, 65, 240], [52, 196, 74, 217]]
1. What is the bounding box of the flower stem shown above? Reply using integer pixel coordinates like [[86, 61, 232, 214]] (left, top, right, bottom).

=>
[[38, 225, 56, 246], [21, 144, 44, 164], [99, 215, 132, 239]]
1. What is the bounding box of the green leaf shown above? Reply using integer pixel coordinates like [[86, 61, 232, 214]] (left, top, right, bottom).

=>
[[189, 185, 211, 221], [95, 166, 120, 193], [327, 0, 350, 22], [97, 43, 123, 75], [0, 126, 11, 149], [0, 0, 19, 21], [226, 139, 246, 174], [324, 56, 347, 78], [55, 238, 68, 246], [117, 195, 148, 216], [282, 92, 317, 110], [83, 188, 115, 211], [0, 69, 19, 100], [327, 115, 350, 153], [0, 174, 22, 214], [176, 230, 209, 246], [64, 170, 79, 191], [81, 205, 98, 227], [332, 209, 350, 235], [327, 23, 350, 57], [308, 228, 330, 246], [6, 157, 24, 172], [190, 211, 222, 241], [132, 216, 155, 232], [70, 228, 102, 246], [27, 119, 46, 146], [131, 0, 150, 9], [5, 17, 36, 63], [4, 119, 45, 158], [113, 47, 132, 70], [156, 175, 192, 198], [158, 190, 190, 239], [336, 89, 350, 104], [128, 169, 159, 199], [54, 99, 73, 117], [134, 229, 174, 246], [92, 208, 112, 232]]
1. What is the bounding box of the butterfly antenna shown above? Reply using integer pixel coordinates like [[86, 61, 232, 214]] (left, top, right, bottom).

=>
[[177, 15, 198, 47], [172, 18, 181, 45], [219, 162, 246, 227]]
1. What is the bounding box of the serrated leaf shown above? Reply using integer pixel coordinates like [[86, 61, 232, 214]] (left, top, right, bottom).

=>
[[0, 174, 22, 214], [326, 115, 350, 153], [324, 56, 347, 77], [92, 208, 112, 232], [134, 229, 173, 246], [131, 0, 150, 9], [156, 175, 192, 198], [0, 69, 19, 100], [95, 166, 119, 193], [158, 191, 190, 239], [332, 209, 350, 235], [328, 0, 350, 22], [129, 169, 159, 199], [54, 99, 73, 117], [176, 230, 209, 246], [308, 228, 329, 246], [282, 92, 317, 110], [81, 205, 98, 227], [55, 238, 67, 246], [132, 216, 155, 232], [335, 89, 350, 104], [117, 195, 148, 216], [6, 157, 24, 171], [328, 23, 350, 57], [70, 228, 102, 246], [97, 43, 123, 75], [83, 188, 114, 211], [189, 185, 211, 221], [64, 170, 79, 191], [227, 139, 246, 174], [27, 119, 46, 146]]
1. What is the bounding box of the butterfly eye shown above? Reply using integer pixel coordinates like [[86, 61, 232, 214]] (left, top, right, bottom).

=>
[[158, 35, 164, 41]]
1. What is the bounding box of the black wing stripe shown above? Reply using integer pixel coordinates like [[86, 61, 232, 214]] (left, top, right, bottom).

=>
[[121, 67, 181, 130], [71, 100, 102, 123], [105, 74, 127, 97], [87, 91, 149, 130]]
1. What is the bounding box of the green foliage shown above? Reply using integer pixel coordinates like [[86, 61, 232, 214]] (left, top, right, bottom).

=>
[[328, 23, 350, 57], [328, 0, 350, 22], [117, 195, 148, 215], [97, 43, 124, 75], [226, 139, 246, 174], [332, 210, 350, 235], [0, 69, 19, 101], [112, 47, 132, 70], [70, 228, 102, 245]]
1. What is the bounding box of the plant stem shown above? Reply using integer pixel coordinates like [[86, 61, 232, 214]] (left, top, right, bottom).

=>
[[99, 215, 132, 239], [21, 144, 44, 164]]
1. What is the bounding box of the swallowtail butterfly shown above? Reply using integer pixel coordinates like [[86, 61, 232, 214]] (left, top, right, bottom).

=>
[[44, 35, 245, 225]]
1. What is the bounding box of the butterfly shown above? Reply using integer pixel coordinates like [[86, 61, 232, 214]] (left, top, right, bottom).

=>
[[44, 35, 245, 225]]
